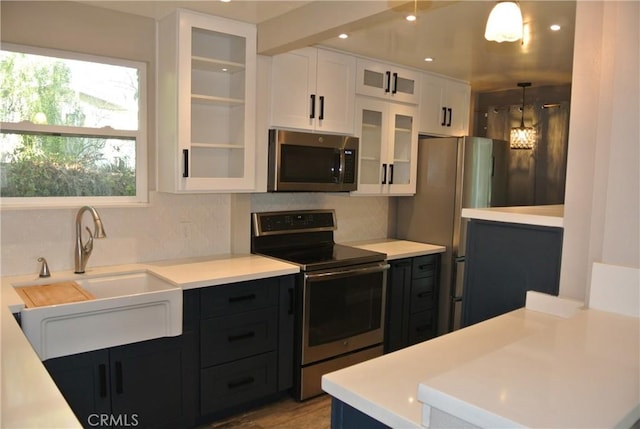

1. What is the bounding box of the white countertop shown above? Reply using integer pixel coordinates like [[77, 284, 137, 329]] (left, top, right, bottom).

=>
[[346, 239, 445, 260], [418, 308, 640, 428], [322, 306, 640, 429], [1, 238, 441, 428], [461, 204, 564, 227]]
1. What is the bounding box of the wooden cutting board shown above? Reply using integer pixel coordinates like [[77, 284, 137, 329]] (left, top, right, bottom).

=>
[[16, 281, 95, 308]]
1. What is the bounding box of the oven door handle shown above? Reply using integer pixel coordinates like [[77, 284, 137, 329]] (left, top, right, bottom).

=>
[[304, 263, 390, 281]]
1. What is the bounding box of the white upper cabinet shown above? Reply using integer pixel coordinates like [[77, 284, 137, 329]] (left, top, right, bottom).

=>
[[352, 96, 418, 196], [157, 9, 257, 192], [356, 59, 421, 104], [419, 73, 471, 136], [270, 47, 356, 134]]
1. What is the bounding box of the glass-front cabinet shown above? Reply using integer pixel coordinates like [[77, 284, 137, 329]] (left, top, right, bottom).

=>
[[353, 97, 418, 196], [158, 9, 256, 192]]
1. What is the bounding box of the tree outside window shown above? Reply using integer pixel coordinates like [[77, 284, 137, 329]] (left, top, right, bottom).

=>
[[0, 45, 146, 203]]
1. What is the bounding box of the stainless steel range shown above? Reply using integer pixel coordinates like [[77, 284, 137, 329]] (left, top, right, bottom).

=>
[[251, 210, 388, 400]]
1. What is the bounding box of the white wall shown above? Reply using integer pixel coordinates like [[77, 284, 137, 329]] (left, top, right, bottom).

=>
[[560, 1, 640, 300]]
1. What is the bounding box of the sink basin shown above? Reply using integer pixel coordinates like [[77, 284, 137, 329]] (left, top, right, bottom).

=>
[[15, 271, 182, 360]]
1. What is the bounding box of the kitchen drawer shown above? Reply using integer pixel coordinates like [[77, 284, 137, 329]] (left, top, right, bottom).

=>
[[408, 310, 436, 344], [200, 278, 279, 318], [201, 308, 278, 367], [200, 352, 277, 415], [412, 255, 438, 279], [409, 276, 435, 314]]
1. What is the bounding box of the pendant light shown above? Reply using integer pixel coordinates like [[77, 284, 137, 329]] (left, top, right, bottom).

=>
[[485, 1, 523, 43], [510, 82, 536, 150]]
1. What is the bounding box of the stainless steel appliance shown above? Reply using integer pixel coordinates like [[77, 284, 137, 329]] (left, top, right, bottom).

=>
[[251, 210, 388, 400], [396, 137, 509, 333], [267, 129, 358, 192]]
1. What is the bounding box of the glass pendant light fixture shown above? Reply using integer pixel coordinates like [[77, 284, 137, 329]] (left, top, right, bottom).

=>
[[510, 82, 536, 149], [485, 1, 523, 43]]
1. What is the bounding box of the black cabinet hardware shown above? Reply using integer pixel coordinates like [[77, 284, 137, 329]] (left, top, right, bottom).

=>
[[227, 332, 256, 342], [392, 73, 398, 94], [385, 71, 391, 93], [182, 149, 189, 177], [310, 94, 316, 119], [381, 163, 388, 184], [228, 376, 255, 390], [229, 293, 256, 303], [319, 96, 325, 120]]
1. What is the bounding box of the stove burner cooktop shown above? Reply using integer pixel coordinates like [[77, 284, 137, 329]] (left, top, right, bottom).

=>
[[251, 210, 386, 271]]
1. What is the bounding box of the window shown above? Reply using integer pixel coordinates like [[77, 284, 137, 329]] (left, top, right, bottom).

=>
[[0, 44, 147, 206]]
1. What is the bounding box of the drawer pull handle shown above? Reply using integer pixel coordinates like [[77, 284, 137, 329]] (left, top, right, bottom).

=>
[[228, 376, 255, 390], [228, 331, 255, 342], [98, 364, 107, 398], [229, 293, 256, 303]]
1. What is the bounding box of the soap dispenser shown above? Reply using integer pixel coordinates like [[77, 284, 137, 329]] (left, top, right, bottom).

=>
[[38, 257, 51, 278]]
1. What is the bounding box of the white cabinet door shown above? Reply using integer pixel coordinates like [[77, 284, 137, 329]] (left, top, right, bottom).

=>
[[270, 48, 355, 134], [353, 97, 418, 196], [157, 10, 257, 192], [419, 73, 470, 136], [356, 58, 421, 104]]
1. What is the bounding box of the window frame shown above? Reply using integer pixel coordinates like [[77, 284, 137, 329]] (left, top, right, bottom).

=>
[[0, 43, 148, 208]]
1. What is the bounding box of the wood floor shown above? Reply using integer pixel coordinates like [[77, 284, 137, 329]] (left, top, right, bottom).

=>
[[204, 394, 332, 429]]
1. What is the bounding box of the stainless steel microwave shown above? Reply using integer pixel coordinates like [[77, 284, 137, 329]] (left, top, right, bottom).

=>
[[267, 129, 358, 192]]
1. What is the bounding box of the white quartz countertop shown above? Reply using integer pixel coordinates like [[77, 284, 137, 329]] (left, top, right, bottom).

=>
[[461, 204, 564, 227], [1, 238, 442, 428], [322, 306, 640, 429], [346, 239, 445, 260]]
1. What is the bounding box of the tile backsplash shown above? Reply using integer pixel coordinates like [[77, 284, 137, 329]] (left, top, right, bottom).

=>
[[1, 192, 390, 276]]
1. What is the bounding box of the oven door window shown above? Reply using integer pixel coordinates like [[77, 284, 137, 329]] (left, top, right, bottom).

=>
[[305, 269, 384, 348], [280, 145, 341, 184]]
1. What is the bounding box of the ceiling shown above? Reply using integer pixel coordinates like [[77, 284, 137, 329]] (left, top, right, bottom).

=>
[[80, 1, 576, 93]]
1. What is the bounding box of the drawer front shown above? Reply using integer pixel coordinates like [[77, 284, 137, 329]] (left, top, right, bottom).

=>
[[408, 310, 436, 345], [200, 352, 277, 415], [409, 276, 436, 314], [412, 255, 438, 279], [200, 278, 279, 318], [201, 308, 278, 367]]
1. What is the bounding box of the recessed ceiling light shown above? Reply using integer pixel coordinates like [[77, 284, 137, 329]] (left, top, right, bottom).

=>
[[424, 57, 434, 62], [550, 24, 561, 31], [220, 0, 231, 3], [338, 33, 349, 39], [406, 14, 416, 22]]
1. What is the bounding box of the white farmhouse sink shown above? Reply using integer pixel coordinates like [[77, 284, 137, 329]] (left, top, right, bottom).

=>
[[15, 271, 182, 361]]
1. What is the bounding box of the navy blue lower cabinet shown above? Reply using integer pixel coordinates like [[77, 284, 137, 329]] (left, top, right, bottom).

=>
[[385, 254, 440, 353], [330, 397, 390, 429], [462, 219, 563, 327], [197, 275, 295, 420], [44, 333, 196, 429]]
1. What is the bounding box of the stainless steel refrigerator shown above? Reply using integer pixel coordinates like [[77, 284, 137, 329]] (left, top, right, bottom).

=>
[[395, 136, 509, 334]]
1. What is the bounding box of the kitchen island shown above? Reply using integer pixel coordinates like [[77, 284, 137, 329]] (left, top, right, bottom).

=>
[[322, 289, 640, 428]]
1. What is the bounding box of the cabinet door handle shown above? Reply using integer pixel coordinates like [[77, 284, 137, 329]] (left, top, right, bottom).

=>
[[182, 149, 189, 178], [115, 361, 123, 394], [392, 72, 398, 94], [447, 108, 453, 127], [319, 95, 325, 120], [381, 163, 388, 184], [228, 293, 256, 303], [98, 364, 108, 398], [227, 331, 255, 342], [385, 71, 391, 93], [441, 107, 447, 126], [227, 376, 255, 390], [388, 164, 394, 184], [288, 288, 294, 315], [310, 94, 316, 119]]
